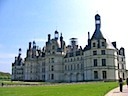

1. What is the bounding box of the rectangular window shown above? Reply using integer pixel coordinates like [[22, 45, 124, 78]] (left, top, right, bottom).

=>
[[94, 71, 98, 79], [65, 65, 67, 70], [101, 50, 105, 55], [122, 64, 124, 69], [51, 74, 54, 80], [102, 71, 107, 79], [102, 59, 106, 66], [102, 42, 105, 47], [94, 59, 97, 66], [51, 58, 54, 63], [49, 58, 50, 63], [93, 51, 97, 55], [93, 42, 96, 47], [122, 58, 123, 61], [51, 65, 54, 71]]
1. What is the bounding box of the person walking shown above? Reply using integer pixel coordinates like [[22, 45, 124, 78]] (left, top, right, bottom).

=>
[[119, 78, 123, 92]]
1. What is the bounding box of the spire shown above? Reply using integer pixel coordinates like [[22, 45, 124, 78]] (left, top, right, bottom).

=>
[[91, 14, 105, 40]]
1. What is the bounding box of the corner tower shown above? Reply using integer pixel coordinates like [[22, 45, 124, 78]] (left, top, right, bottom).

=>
[[91, 14, 105, 40], [84, 14, 119, 81]]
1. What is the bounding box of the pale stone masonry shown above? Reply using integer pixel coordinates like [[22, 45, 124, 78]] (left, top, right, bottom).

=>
[[12, 14, 127, 82]]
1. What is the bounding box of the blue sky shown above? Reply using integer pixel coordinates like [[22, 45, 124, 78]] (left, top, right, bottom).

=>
[[0, 0, 128, 73]]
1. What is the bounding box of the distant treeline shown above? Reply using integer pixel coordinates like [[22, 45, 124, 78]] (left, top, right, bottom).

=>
[[0, 72, 11, 80]]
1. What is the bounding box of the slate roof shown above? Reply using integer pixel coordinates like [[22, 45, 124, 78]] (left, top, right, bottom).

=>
[[91, 30, 105, 40]]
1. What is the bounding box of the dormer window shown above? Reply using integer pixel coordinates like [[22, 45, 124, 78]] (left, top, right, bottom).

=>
[[102, 42, 105, 47], [52, 45, 55, 50], [93, 42, 96, 47]]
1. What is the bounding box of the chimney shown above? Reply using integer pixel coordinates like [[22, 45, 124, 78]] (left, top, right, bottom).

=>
[[48, 34, 51, 41]]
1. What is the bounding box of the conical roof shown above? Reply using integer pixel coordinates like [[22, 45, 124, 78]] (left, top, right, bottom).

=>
[[91, 30, 105, 40]]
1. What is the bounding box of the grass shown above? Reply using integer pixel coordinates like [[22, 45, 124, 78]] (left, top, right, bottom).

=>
[[0, 82, 118, 96]]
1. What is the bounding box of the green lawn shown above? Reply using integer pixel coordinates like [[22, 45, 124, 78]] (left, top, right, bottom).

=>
[[0, 82, 118, 96]]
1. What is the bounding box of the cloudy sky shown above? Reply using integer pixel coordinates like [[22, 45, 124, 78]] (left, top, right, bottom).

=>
[[0, 0, 128, 73]]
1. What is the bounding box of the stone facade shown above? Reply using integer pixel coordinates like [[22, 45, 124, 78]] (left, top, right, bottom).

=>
[[12, 14, 127, 82]]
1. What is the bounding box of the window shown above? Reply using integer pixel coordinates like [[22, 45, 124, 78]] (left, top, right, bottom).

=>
[[52, 45, 55, 50], [74, 58, 76, 61], [102, 42, 105, 47], [71, 58, 72, 62], [93, 42, 96, 47], [93, 51, 97, 55], [65, 65, 67, 70], [118, 63, 120, 69], [51, 74, 54, 80], [102, 59, 106, 66], [49, 58, 50, 63], [94, 59, 97, 66], [42, 75, 45, 80], [74, 65, 76, 70], [77, 64, 79, 69], [51, 65, 54, 71], [71, 65, 72, 70], [122, 58, 123, 61], [102, 71, 107, 79], [94, 71, 98, 79], [51, 58, 54, 63], [68, 65, 69, 70], [122, 64, 124, 69], [52, 51, 55, 54], [101, 50, 105, 55], [69, 52, 73, 57]]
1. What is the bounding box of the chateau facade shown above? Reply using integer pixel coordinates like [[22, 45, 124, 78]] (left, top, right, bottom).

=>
[[12, 14, 127, 82]]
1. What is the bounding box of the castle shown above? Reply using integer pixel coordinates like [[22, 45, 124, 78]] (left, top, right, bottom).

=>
[[12, 14, 127, 82]]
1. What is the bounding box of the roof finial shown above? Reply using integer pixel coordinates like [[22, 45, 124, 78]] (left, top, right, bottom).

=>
[[56, 26, 58, 31], [96, 10, 98, 14]]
